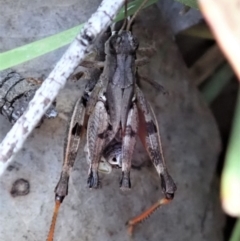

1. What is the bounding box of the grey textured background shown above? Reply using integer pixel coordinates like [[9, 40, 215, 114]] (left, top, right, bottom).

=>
[[0, 1, 224, 241]]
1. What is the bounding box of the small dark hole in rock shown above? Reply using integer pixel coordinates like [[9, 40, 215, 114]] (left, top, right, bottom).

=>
[[11, 178, 30, 197]]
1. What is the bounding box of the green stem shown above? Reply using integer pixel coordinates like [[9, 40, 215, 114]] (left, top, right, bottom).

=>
[[221, 84, 240, 217], [201, 63, 234, 104], [229, 218, 240, 241]]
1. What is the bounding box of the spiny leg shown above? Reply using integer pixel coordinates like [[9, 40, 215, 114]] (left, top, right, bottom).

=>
[[127, 85, 176, 234], [135, 57, 149, 67], [136, 44, 167, 94], [80, 60, 105, 69], [47, 28, 111, 241], [47, 77, 105, 241], [120, 102, 138, 190], [47, 75, 103, 241], [86, 92, 109, 188], [47, 97, 86, 241], [71, 26, 110, 79], [136, 85, 176, 196], [127, 198, 171, 235], [47, 73, 106, 240], [135, 55, 166, 94], [135, 44, 156, 67], [138, 44, 156, 56], [139, 75, 167, 94]]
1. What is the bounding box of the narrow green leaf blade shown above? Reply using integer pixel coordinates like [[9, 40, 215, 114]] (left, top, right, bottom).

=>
[[221, 85, 240, 216], [175, 0, 198, 9], [0, 25, 83, 71], [0, 0, 158, 71]]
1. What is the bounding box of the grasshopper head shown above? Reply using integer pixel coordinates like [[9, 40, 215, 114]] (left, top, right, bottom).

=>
[[109, 30, 138, 55]]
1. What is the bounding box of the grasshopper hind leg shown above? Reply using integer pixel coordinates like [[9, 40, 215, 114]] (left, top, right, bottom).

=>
[[47, 97, 86, 241], [120, 102, 139, 190], [86, 93, 109, 188], [135, 85, 177, 198], [87, 169, 99, 188], [126, 86, 177, 234]]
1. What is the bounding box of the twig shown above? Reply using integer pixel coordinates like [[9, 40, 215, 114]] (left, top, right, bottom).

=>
[[178, 22, 214, 39], [189, 44, 225, 86], [0, 0, 125, 175]]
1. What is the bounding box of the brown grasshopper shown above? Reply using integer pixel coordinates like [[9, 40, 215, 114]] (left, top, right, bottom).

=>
[[47, 1, 176, 240]]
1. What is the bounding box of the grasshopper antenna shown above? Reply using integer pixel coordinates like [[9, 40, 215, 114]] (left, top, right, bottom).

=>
[[127, 0, 149, 31], [46, 198, 61, 241], [119, 0, 128, 32]]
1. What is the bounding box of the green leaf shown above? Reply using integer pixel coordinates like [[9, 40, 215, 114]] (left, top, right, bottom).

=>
[[0, 25, 83, 72], [221, 85, 240, 217], [229, 219, 240, 241], [201, 63, 234, 104], [0, 0, 158, 71], [175, 0, 199, 9]]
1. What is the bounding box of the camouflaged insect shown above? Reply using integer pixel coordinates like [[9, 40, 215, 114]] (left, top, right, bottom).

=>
[[0, 70, 57, 124], [47, 25, 176, 241]]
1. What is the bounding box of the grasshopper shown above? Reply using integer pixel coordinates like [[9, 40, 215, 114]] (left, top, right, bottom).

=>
[[47, 1, 176, 240]]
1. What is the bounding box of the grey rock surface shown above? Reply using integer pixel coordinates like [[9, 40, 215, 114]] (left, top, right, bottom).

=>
[[0, 1, 224, 241], [157, 0, 202, 34]]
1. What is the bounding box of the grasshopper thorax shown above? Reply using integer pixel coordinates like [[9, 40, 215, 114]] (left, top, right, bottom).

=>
[[109, 30, 139, 55]]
